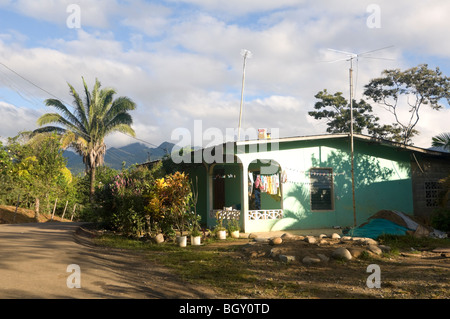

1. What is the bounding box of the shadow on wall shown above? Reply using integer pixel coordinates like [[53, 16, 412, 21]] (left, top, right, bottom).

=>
[[270, 149, 408, 230]]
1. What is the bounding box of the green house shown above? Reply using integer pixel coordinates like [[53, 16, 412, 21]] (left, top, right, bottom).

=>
[[183, 133, 450, 234]]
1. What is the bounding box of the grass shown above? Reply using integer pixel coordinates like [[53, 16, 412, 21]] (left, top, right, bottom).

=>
[[378, 233, 450, 251], [93, 231, 450, 299], [94, 234, 257, 296]]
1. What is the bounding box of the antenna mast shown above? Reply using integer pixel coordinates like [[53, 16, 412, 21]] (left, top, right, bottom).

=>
[[238, 49, 252, 141], [326, 46, 393, 227]]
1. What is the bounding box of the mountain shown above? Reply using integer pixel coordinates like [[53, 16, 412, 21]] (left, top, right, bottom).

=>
[[64, 141, 175, 175]]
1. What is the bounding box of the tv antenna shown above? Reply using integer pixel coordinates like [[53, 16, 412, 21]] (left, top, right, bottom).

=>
[[325, 45, 394, 227], [237, 49, 252, 141]]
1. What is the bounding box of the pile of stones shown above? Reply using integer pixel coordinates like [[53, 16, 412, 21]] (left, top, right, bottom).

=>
[[244, 232, 391, 265]]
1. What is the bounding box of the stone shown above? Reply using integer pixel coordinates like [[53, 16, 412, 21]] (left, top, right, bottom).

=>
[[341, 236, 352, 241], [331, 247, 352, 261], [281, 233, 295, 239], [317, 253, 330, 263], [319, 239, 329, 245], [154, 233, 164, 244], [305, 236, 317, 244], [378, 245, 391, 253], [250, 250, 266, 259], [269, 237, 283, 245], [319, 234, 327, 239], [302, 256, 321, 265], [368, 244, 383, 255], [361, 238, 378, 245], [279, 255, 296, 263], [413, 224, 430, 238], [331, 233, 341, 239], [239, 233, 250, 239], [253, 237, 269, 243], [269, 248, 282, 258], [248, 233, 258, 239], [348, 247, 365, 258]]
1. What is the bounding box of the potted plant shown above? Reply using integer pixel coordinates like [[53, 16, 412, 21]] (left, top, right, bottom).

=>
[[227, 218, 241, 239], [188, 211, 202, 245], [214, 212, 227, 239]]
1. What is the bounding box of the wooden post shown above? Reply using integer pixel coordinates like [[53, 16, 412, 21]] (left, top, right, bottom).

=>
[[13, 194, 20, 223], [61, 200, 68, 220], [70, 204, 77, 221], [51, 198, 58, 220]]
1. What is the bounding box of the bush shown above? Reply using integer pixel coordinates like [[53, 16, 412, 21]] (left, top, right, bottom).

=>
[[431, 207, 450, 232]]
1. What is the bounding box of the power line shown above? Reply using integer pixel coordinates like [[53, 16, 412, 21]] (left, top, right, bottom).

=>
[[0, 59, 169, 153]]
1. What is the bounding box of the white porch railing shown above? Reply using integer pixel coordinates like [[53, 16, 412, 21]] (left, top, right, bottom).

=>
[[210, 209, 283, 220]]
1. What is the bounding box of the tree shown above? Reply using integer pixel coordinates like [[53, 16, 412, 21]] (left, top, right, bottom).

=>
[[34, 77, 136, 202], [432, 132, 450, 152], [309, 89, 404, 141], [5, 133, 70, 220], [364, 64, 450, 144]]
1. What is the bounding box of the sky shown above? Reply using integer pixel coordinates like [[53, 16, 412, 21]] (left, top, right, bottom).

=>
[[0, 0, 449, 151]]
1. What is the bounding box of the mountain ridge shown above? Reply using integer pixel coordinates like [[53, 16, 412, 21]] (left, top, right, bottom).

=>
[[64, 141, 175, 174]]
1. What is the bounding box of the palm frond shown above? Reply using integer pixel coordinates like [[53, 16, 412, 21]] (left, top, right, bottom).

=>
[[432, 132, 450, 151]]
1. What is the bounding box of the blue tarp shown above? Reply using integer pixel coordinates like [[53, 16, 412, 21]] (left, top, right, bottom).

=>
[[345, 218, 411, 239]]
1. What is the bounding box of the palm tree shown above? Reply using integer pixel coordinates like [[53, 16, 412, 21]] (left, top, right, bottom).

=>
[[432, 133, 450, 152], [34, 77, 136, 202]]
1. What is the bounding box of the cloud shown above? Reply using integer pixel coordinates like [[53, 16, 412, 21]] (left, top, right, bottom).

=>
[[0, 0, 448, 152], [0, 102, 43, 141]]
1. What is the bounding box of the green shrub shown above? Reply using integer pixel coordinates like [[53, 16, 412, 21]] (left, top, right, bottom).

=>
[[431, 207, 450, 232]]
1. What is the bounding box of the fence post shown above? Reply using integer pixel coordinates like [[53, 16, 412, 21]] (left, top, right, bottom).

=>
[[61, 200, 69, 220], [70, 204, 77, 221], [51, 198, 58, 220]]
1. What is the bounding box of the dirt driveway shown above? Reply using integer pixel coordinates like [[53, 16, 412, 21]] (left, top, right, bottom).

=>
[[0, 222, 219, 299]]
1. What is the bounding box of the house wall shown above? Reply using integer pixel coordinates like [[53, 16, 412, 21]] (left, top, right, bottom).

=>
[[236, 138, 413, 233]]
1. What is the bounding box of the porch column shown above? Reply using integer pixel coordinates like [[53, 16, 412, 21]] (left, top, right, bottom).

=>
[[240, 160, 249, 233]]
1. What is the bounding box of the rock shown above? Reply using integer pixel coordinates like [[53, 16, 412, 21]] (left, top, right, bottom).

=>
[[378, 245, 391, 253], [341, 236, 352, 241], [331, 247, 352, 261], [154, 233, 164, 244], [254, 237, 269, 243], [281, 233, 295, 239], [250, 250, 266, 259], [239, 233, 250, 239], [279, 255, 296, 263], [368, 244, 383, 255], [319, 234, 327, 239], [317, 253, 330, 263], [305, 236, 317, 244], [331, 233, 341, 239], [269, 248, 282, 258], [348, 247, 365, 258], [269, 237, 283, 245], [361, 238, 378, 245], [302, 256, 321, 265], [319, 239, 329, 245], [413, 224, 430, 238], [248, 233, 258, 239]]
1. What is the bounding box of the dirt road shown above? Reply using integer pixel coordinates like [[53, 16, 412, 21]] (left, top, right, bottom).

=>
[[0, 222, 218, 299]]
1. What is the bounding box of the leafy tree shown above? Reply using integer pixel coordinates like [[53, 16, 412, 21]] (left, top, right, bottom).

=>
[[34, 77, 137, 202], [5, 133, 71, 219], [309, 89, 405, 141], [364, 64, 450, 144]]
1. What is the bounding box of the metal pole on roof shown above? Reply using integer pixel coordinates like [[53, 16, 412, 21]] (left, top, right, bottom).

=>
[[238, 49, 252, 141], [349, 58, 357, 227]]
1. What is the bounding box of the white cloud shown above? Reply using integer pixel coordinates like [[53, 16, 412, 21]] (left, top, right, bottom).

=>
[[0, 0, 448, 152]]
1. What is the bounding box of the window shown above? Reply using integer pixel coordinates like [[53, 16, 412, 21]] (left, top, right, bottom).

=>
[[425, 181, 441, 207], [310, 168, 334, 211]]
